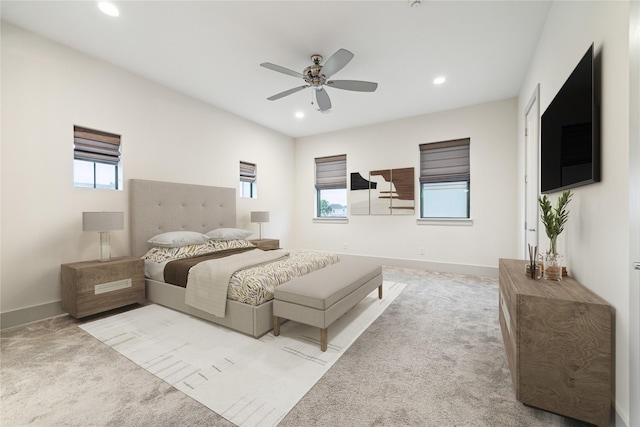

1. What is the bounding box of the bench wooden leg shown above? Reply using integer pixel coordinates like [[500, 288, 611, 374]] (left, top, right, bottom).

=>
[[320, 328, 328, 352], [378, 284, 383, 299], [273, 316, 280, 336]]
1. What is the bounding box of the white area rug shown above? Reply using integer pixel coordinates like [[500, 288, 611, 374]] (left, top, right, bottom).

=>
[[80, 281, 406, 427]]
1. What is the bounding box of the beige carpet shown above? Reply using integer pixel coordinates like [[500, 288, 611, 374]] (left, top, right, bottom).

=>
[[1, 267, 590, 426]]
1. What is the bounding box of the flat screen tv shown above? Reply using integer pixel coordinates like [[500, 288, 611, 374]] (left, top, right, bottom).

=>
[[540, 43, 600, 194]]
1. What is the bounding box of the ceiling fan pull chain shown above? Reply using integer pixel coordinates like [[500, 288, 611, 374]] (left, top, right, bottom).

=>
[[310, 90, 314, 106]]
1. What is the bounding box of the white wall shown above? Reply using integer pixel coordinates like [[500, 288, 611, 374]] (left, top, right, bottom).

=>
[[517, 1, 631, 424], [292, 98, 519, 273], [0, 23, 294, 320]]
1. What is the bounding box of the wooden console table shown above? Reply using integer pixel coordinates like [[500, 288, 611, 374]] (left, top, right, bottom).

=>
[[498, 258, 613, 426]]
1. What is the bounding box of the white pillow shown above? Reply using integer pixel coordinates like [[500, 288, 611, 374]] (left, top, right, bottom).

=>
[[206, 227, 252, 241], [147, 231, 210, 248]]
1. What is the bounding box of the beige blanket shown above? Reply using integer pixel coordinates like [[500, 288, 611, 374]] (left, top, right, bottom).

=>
[[185, 248, 289, 317]]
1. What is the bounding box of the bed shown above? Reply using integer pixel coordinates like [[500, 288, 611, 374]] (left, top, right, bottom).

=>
[[129, 179, 339, 338]]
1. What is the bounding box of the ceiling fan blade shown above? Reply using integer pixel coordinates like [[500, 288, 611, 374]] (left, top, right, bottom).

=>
[[326, 80, 378, 92], [260, 62, 303, 79], [321, 48, 354, 79], [315, 88, 332, 111], [267, 85, 309, 101]]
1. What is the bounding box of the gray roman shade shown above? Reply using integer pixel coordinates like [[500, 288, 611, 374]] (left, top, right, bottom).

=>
[[315, 154, 347, 189], [419, 138, 470, 183], [240, 161, 257, 183], [74, 126, 121, 165]]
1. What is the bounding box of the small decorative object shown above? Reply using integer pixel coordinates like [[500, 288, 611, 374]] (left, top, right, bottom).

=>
[[525, 244, 542, 279], [525, 263, 542, 280], [538, 190, 572, 281], [543, 252, 564, 281], [250, 211, 270, 240], [82, 211, 124, 262]]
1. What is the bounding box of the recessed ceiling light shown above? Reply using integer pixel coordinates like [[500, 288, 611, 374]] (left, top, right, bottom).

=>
[[98, 2, 120, 17], [433, 76, 446, 85], [295, 112, 305, 119]]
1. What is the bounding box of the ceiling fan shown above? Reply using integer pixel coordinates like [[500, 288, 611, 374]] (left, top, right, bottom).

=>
[[260, 48, 378, 112]]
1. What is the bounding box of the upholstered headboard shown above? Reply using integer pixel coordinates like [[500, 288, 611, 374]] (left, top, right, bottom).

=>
[[129, 179, 236, 257]]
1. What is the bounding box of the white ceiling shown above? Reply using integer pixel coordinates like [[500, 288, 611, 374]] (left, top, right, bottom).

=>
[[1, 1, 551, 138]]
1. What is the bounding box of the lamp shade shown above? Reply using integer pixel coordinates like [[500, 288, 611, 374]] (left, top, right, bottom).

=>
[[82, 212, 124, 232], [250, 211, 270, 223]]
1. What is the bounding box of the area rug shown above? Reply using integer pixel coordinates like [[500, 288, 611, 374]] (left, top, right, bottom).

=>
[[80, 281, 406, 427]]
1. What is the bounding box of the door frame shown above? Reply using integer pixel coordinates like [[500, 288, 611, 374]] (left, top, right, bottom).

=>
[[523, 84, 540, 258], [628, 1, 640, 424]]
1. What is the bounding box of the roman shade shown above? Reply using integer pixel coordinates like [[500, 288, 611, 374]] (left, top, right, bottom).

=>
[[74, 126, 121, 166], [419, 138, 470, 183], [240, 161, 257, 183], [315, 154, 347, 189]]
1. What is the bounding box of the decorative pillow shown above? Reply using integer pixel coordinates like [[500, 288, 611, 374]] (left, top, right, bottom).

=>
[[206, 238, 255, 251], [143, 243, 210, 263], [206, 227, 252, 241], [147, 231, 210, 248]]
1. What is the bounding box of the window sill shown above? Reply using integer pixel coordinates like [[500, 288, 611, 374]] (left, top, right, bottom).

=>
[[313, 217, 349, 224], [417, 218, 473, 226]]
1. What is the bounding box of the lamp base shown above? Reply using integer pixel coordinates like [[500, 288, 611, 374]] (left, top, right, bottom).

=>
[[98, 231, 111, 262]]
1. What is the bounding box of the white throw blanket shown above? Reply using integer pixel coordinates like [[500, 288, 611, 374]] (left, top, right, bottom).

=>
[[185, 249, 289, 317]]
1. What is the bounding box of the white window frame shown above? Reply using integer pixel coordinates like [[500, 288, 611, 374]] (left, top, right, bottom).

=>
[[314, 154, 347, 220], [419, 138, 471, 222], [73, 126, 122, 190], [239, 161, 257, 199]]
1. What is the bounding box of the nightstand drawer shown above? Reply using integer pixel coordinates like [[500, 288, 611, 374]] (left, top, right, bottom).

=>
[[61, 257, 144, 318], [68, 260, 143, 294], [76, 285, 145, 318]]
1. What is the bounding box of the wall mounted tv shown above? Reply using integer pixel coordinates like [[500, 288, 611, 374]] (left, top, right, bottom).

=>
[[540, 43, 600, 194]]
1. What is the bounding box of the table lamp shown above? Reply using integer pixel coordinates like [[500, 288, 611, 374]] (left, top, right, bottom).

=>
[[83, 211, 124, 262], [250, 211, 270, 240]]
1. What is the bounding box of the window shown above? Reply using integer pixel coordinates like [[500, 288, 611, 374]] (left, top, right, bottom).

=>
[[74, 126, 121, 190], [419, 138, 470, 218], [240, 161, 257, 198], [315, 154, 347, 218]]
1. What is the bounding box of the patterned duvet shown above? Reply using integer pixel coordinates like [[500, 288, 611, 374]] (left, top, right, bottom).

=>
[[226, 249, 340, 305], [143, 240, 340, 306]]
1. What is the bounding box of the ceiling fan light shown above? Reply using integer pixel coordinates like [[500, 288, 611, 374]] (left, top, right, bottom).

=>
[[295, 112, 305, 119]]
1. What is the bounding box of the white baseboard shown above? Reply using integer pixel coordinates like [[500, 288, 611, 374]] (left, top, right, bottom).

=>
[[338, 253, 498, 278], [615, 407, 628, 427], [1, 301, 66, 330]]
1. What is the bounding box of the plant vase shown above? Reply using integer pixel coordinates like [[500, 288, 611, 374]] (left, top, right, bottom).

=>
[[543, 252, 564, 281]]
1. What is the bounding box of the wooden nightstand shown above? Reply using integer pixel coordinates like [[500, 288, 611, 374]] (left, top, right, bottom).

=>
[[249, 238, 280, 251], [61, 256, 145, 318]]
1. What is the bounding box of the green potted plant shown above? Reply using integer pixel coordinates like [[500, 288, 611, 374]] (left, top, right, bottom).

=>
[[538, 190, 572, 280]]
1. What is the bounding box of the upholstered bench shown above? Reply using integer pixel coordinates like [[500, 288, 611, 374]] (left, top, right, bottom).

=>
[[272, 259, 383, 351]]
